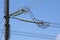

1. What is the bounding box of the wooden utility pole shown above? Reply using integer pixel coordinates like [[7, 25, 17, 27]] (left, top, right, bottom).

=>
[[4, 0, 10, 40]]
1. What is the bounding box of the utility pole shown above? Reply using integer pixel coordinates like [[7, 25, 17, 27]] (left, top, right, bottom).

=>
[[4, 0, 10, 40]]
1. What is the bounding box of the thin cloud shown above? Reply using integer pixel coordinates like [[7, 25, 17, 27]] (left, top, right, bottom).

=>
[[55, 34, 60, 40]]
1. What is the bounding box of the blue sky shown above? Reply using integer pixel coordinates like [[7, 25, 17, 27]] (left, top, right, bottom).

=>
[[0, 0, 60, 40]]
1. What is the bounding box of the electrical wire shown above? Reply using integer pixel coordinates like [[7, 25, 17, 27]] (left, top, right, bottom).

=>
[[0, 32, 3, 40], [0, 31, 54, 40], [0, 28, 55, 38], [27, 7, 37, 21], [0, 29, 4, 40], [0, 17, 4, 24], [11, 33, 54, 40], [42, 21, 60, 26], [10, 17, 49, 29], [40, 21, 60, 28], [11, 30, 55, 38], [10, 17, 60, 29], [49, 25, 60, 28], [0, 17, 4, 40], [0, 29, 55, 40]]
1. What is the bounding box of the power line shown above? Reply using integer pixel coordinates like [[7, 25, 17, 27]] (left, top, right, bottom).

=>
[[0, 32, 3, 40], [0, 31, 55, 40], [11, 32, 54, 40], [0, 17, 4, 40], [10, 17, 60, 28], [11, 30, 55, 37], [0, 32, 54, 40], [0, 29, 4, 40], [49, 25, 60, 28], [0, 28, 55, 37], [0, 29, 55, 40], [0, 17, 4, 24]]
